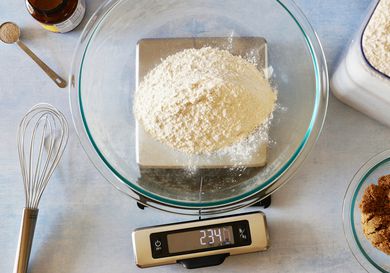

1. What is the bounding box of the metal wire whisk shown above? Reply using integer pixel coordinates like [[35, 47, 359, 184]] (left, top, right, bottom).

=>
[[13, 103, 68, 273]]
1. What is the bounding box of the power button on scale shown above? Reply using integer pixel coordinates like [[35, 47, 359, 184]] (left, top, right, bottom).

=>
[[151, 237, 165, 258], [154, 239, 162, 250]]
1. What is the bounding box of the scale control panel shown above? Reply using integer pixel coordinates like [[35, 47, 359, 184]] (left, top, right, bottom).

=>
[[132, 211, 269, 268]]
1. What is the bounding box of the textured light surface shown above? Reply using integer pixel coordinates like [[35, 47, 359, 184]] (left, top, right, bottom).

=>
[[0, 0, 386, 273]]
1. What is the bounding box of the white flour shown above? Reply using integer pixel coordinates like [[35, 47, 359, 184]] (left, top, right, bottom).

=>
[[362, 0, 390, 76], [134, 47, 277, 154]]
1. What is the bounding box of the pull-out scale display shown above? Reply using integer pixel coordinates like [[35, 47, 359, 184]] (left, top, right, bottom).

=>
[[132, 211, 269, 268]]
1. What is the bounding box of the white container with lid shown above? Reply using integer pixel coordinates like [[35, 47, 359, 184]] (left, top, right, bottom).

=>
[[331, 0, 390, 127]]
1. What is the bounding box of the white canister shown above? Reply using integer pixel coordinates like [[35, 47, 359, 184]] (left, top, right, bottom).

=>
[[331, 0, 390, 127]]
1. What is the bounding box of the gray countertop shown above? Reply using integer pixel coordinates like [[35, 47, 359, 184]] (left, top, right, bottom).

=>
[[1, 0, 388, 272]]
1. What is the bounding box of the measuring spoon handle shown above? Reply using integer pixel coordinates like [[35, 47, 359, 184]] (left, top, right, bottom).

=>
[[16, 40, 67, 88]]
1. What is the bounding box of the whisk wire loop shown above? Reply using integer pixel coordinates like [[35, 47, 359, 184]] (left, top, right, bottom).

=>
[[17, 103, 68, 209]]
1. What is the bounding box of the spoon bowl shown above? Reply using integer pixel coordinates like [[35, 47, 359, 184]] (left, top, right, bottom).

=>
[[0, 22, 21, 44]]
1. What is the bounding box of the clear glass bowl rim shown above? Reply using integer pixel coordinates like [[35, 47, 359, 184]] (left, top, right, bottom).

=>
[[342, 149, 390, 273], [69, 0, 329, 214]]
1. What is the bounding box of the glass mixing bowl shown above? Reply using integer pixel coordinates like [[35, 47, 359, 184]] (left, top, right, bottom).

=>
[[343, 150, 390, 272], [69, 0, 328, 215]]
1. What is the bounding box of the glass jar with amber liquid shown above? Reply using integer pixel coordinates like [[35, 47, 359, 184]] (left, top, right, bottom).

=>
[[26, 0, 86, 33]]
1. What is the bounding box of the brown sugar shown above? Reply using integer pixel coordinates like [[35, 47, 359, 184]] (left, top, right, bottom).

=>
[[359, 174, 390, 255]]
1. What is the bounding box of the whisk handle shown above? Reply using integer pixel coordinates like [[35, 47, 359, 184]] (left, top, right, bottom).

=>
[[13, 208, 39, 273]]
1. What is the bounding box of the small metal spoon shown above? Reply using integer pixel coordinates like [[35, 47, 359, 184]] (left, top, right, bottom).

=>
[[0, 22, 67, 88]]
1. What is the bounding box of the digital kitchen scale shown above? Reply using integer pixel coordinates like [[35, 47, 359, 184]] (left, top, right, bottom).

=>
[[69, 0, 328, 269], [132, 37, 271, 269], [132, 211, 269, 268]]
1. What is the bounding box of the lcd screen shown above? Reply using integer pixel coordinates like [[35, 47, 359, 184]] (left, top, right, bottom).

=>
[[167, 226, 235, 254]]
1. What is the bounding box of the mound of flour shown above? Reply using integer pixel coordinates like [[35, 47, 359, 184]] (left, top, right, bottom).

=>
[[134, 47, 277, 154]]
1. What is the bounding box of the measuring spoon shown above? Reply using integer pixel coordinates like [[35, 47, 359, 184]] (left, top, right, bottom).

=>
[[0, 22, 67, 88]]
